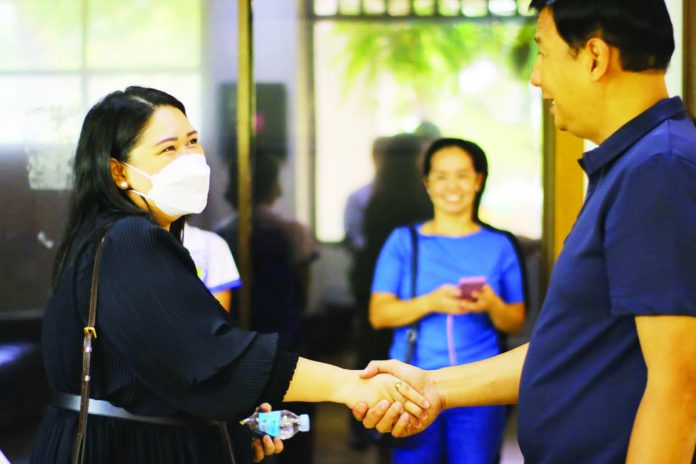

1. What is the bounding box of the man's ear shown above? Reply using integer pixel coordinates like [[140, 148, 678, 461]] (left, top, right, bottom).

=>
[[585, 37, 612, 82], [110, 158, 129, 190]]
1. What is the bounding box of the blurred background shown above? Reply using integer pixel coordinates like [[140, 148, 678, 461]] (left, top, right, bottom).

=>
[[0, 0, 690, 463]]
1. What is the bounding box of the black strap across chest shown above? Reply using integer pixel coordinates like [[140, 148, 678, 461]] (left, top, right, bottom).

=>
[[69, 231, 237, 464]]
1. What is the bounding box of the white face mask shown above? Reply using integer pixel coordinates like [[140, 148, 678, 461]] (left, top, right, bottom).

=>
[[125, 153, 211, 217]]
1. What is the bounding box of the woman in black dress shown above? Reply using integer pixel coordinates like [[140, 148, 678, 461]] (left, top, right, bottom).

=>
[[30, 87, 428, 464]]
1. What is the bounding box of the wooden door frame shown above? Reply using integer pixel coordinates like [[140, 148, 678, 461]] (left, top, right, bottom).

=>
[[685, 0, 695, 116], [236, 0, 254, 329]]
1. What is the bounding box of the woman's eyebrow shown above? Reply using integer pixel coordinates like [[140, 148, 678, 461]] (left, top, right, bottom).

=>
[[154, 137, 177, 146], [154, 131, 198, 146]]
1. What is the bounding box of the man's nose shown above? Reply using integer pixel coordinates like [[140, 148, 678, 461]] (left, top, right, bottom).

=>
[[530, 59, 541, 88]]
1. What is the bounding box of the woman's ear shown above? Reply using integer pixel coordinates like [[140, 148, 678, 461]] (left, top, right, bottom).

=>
[[110, 158, 129, 190], [475, 173, 484, 192]]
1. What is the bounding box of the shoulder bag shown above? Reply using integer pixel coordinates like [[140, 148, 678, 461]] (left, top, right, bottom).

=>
[[70, 232, 237, 464]]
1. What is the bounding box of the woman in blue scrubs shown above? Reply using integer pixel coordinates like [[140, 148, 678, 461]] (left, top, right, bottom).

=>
[[370, 138, 526, 464]]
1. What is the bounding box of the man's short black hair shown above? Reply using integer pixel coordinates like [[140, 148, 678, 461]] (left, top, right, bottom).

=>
[[529, 0, 674, 72]]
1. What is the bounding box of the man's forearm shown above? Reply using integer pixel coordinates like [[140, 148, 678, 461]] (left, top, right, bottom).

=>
[[432, 343, 528, 409], [626, 383, 696, 464]]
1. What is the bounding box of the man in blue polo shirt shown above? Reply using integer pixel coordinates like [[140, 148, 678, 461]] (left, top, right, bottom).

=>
[[352, 0, 696, 462]]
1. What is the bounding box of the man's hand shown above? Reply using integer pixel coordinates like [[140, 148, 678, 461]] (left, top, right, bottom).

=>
[[337, 370, 431, 429], [351, 360, 443, 437], [251, 403, 284, 462]]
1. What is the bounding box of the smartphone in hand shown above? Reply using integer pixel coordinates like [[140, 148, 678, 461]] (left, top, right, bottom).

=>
[[457, 276, 486, 300]]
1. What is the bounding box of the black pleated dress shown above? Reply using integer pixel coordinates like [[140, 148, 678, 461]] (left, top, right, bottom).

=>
[[30, 216, 299, 464]]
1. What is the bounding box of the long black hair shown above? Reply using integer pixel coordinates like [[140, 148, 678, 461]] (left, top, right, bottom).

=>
[[422, 137, 489, 224], [52, 86, 188, 289]]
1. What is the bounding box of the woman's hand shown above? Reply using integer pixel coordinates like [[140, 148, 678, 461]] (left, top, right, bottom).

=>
[[463, 285, 525, 333], [351, 360, 444, 437], [251, 403, 284, 463], [427, 284, 470, 315], [460, 284, 504, 314], [336, 371, 430, 428]]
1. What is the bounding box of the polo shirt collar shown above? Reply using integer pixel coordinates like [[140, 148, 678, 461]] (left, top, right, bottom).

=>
[[579, 97, 687, 176]]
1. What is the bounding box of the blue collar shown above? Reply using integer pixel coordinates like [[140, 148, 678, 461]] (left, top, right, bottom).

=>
[[579, 97, 687, 176]]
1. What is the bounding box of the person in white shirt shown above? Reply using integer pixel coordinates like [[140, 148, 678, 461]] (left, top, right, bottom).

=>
[[183, 222, 241, 312]]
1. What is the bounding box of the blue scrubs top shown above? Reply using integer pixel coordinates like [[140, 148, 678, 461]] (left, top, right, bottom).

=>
[[518, 97, 696, 463], [372, 225, 524, 370]]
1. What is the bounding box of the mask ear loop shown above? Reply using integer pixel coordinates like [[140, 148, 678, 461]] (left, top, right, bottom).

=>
[[120, 162, 158, 215], [122, 162, 151, 180], [121, 162, 152, 199]]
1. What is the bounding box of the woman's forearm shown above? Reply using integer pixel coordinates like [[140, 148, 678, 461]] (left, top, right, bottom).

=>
[[282, 357, 429, 416], [488, 301, 525, 334], [282, 357, 353, 405], [369, 293, 431, 329]]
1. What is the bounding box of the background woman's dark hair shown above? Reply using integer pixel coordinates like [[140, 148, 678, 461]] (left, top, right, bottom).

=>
[[224, 151, 281, 210], [52, 86, 188, 289], [352, 134, 433, 298], [365, 133, 434, 252], [422, 137, 489, 224], [528, 0, 674, 72]]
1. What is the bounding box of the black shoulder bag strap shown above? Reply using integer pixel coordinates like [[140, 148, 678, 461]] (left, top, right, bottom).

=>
[[404, 225, 419, 364], [72, 233, 108, 464], [71, 231, 237, 464]]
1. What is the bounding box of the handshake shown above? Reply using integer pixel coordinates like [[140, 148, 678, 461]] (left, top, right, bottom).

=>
[[254, 359, 443, 461], [343, 360, 443, 438], [260, 343, 530, 461], [254, 359, 441, 462]]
